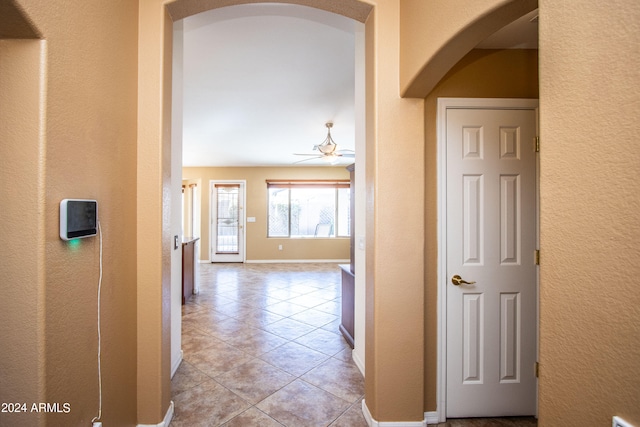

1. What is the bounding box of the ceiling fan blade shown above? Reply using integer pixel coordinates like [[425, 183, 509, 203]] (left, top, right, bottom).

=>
[[339, 153, 355, 158], [293, 156, 323, 164], [293, 153, 322, 156]]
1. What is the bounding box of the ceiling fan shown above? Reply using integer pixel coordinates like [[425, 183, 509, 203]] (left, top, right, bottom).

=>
[[294, 122, 355, 164]]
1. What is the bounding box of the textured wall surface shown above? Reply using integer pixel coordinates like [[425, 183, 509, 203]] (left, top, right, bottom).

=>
[[0, 39, 45, 427], [4, 1, 139, 426], [363, 1, 426, 422], [137, 2, 174, 423], [538, 1, 640, 425]]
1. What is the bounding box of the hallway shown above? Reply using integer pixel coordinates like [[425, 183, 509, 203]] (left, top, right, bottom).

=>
[[170, 262, 366, 426]]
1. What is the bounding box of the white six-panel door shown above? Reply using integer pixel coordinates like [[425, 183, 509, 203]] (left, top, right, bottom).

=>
[[445, 106, 537, 417]]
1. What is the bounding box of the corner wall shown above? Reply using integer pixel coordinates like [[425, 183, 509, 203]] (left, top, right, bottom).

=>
[[363, 1, 426, 422], [137, 2, 173, 423]]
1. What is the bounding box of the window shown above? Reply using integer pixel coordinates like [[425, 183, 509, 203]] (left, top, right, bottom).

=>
[[267, 180, 350, 238], [214, 184, 240, 253]]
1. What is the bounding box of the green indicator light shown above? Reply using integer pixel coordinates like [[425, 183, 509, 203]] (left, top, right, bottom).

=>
[[67, 239, 82, 250]]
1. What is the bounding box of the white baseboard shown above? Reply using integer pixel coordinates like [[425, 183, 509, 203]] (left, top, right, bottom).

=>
[[424, 411, 438, 425], [245, 259, 350, 264], [362, 400, 427, 427], [137, 401, 174, 427], [171, 350, 183, 379], [352, 349, 365, 377]]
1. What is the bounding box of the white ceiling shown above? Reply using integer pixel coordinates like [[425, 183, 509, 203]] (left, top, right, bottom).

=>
[[179, 5, 537, 167], [181, 4, 359, 167]]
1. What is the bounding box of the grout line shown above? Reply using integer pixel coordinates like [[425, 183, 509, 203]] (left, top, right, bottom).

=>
[[174, 263, 362, 426]]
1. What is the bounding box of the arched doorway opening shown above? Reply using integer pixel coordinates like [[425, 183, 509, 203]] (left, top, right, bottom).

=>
[[136, 1, 372, 424]]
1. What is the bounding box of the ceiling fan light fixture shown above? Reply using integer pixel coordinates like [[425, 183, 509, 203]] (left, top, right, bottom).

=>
[[293, 122, 351, 165], [316, 122, 338, 155]]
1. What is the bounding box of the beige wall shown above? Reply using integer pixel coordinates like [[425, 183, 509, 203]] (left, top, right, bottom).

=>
[[363, 1, 426, 422], [1, 1, 139, 426], [400, 0, 537, 97], [182, 166, 351, 262], [423, 48, 539, 411], [0, 38, 45, 427], [137, 2, 174, 423], [538, 1, 640, 425]]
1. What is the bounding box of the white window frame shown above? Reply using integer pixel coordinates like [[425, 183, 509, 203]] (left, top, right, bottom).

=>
[[266, 180, 351, 239]]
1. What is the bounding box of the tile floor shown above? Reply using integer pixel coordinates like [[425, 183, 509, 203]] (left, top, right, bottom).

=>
[[171, 262, 537, 427], [171, 262, 366, 427]]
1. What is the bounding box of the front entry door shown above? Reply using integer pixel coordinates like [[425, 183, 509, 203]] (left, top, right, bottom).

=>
[[210, 181, 245, 262], [445, 105, 537, 417]]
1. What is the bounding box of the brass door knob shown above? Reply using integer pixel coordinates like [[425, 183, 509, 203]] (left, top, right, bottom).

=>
[[451, 275, 476, 286]]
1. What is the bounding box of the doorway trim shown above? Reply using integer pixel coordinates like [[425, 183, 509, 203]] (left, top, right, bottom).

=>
[[436, 97, 540, 422]]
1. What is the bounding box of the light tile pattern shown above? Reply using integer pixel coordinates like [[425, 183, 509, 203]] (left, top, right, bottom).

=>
[[171, 263, 366, 427], [171, 262, 537, 427]]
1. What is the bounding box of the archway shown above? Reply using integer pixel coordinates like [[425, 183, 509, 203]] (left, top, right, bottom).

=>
[[136, 1, 373, 424], [401, 0, 537, 97]]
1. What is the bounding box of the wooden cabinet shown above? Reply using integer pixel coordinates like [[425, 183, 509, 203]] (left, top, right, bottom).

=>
[[340, 164, 355, 348], [182, 237, 199, 304]]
